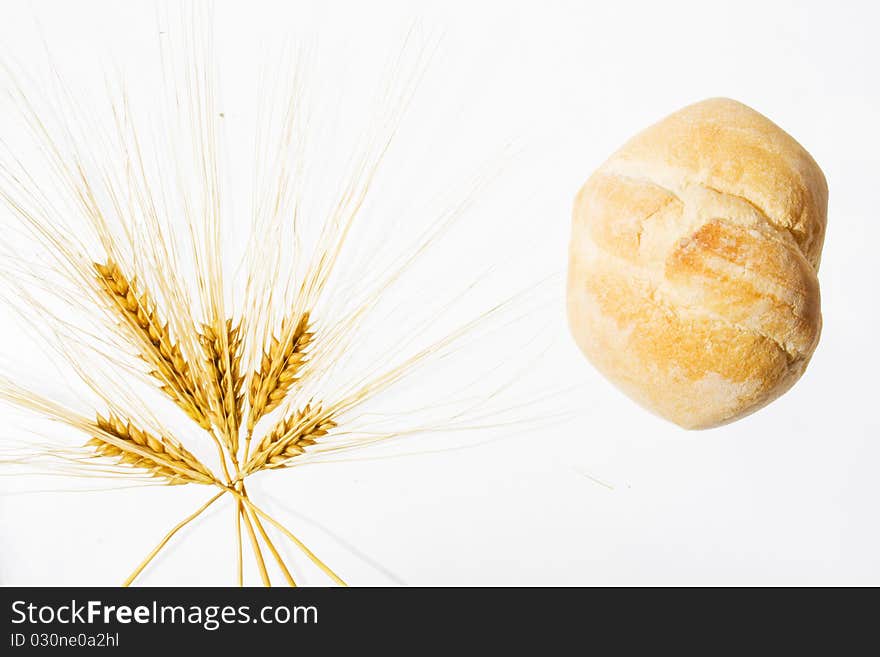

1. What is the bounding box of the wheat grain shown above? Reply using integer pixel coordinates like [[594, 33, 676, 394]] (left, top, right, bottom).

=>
[[94, 261, 211, 430], [86, 413, 214, 485], [247, 312, 312, 431], [200, 319, 244, 452], [244, 402, 335, 474]]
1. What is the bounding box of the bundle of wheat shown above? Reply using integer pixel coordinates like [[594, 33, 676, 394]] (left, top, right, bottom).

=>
[[0, 8, 543, 587]]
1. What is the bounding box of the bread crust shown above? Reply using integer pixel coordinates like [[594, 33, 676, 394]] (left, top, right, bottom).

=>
[[567, 98, 827, 429]]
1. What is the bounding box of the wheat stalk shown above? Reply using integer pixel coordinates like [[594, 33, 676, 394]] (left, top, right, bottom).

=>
[[86, 413, 215, 485], [94, 261, 211, 430], [247, 312, 312, 432]]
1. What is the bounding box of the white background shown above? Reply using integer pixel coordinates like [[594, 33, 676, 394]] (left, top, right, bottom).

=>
[[1, 0, 878, 585]]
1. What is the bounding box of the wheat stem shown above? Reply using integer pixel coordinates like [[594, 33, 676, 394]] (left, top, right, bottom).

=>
[[234, 501, 243, 587], [239, 499, 272, 587], [207, 427, 233, 483], [244, 497, 297, 587], [242, 430, 254, 465], [229, 446, 245, 585], [122, 489, 226, 587], [239, 495, 346, 586]]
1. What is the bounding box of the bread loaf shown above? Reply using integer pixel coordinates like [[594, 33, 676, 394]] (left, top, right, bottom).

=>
[[567, 98, 827, 429]]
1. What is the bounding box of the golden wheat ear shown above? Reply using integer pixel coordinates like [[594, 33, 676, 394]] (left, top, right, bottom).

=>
[[243, 401, 335, 475], [199, 319, 245, 452], [247, 311, 313, 432], [86, 413, 215, 485], [93, 260, 211, 430]]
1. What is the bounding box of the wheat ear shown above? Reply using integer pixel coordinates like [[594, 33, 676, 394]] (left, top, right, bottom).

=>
[[93, 261, 210, 429], [243, 402, 335, 474], [247, 312, 312, 432], [200, 319, 244, 452], [86, 413, 215, 485]]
